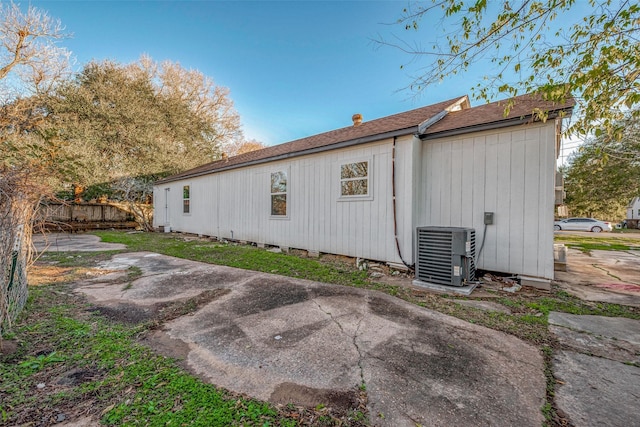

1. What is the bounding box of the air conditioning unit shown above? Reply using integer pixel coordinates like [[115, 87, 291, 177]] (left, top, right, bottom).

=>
[[415, 226, 476, 286]]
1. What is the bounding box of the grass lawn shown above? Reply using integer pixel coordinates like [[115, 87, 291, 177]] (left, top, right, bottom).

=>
[[554, 233, 640, 253], [2, 230, 639, 426]]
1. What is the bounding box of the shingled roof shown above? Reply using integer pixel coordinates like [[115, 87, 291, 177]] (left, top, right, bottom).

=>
[[157, 93, 574, 184], [424, 92, 575, 137]]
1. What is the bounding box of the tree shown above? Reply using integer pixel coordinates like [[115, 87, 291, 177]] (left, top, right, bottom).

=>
[[44, 57, 243, 186], [564, 111, 640, 220], [110, 175, 158, 232], [225, 139, 268, 157], [384, 0, 639, 139], [0, 1, 71, 98], [0, 1, 73, 178], [0, 1, 71, 341]]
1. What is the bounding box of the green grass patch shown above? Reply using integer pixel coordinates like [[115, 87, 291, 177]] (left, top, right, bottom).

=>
[[495, 290, 640, 320], [94, 231, 371, 288], [554, 234, 640, 253]]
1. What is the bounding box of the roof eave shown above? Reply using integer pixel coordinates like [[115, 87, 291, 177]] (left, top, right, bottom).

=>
[[420, 107, 573, 141]]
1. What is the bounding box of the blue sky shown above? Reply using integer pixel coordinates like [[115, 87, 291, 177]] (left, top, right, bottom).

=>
[[27, 0, 599, 156], [27, 0, 486, 146]]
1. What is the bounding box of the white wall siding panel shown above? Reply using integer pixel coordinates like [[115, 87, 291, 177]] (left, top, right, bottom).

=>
[[460, 137, 475, 228], [536, 126, 556, 278], [449, 140, 463, 227], [508, 130, 527, 274], [419, 122, 556, 279], [481, 133, 499, 269], [523, 131, 542, 275], [398, 135, 418, 264], [495, 132, 512, 272], [153, 138, 414, 265]]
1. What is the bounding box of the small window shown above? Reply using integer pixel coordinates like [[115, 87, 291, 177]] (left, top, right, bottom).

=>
[[340, 161, 369, 197], [271, 171, 287, 216], [183, 185, 190, 214]]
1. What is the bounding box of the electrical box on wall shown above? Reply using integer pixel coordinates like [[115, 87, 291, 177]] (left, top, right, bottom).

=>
[[484, 212, 494, 225]]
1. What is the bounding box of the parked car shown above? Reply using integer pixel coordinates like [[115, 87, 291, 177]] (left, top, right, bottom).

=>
[[554, 218, 613, 232]]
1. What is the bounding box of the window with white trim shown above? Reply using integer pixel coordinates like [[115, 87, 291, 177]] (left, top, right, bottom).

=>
[[340, 160, 369, 197], [270, 171, 287, 216], [183, 185, 190, 214]]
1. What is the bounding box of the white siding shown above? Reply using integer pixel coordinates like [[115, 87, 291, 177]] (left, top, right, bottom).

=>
[[417, 122, 556, 279], [628, 198, 640, 219], [153, 136, 417, 264]]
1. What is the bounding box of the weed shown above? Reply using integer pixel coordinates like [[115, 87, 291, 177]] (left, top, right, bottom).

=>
[[348, 409, 367, 422], [541, 345, 561, 426], [18, 351, 66, 373], [126, 265, 143, 281]]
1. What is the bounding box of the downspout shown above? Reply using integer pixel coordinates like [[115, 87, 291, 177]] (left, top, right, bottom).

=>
[[392, 136, 414, 270]]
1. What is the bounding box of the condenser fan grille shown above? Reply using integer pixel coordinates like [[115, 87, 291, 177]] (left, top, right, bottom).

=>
[[416, 227, 475, 286]]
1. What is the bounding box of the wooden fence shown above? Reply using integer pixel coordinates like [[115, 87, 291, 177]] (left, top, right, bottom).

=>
[[39, 203, 138, 231]]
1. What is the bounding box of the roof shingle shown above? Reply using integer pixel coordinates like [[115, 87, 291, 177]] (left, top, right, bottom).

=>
[[157, 93, 574, 184]]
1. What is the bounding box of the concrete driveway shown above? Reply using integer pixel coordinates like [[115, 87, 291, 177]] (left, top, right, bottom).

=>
[[74, 251, 545, 427]]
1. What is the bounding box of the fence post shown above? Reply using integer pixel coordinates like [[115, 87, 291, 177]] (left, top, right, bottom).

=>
[[7, 225, 23, 292]]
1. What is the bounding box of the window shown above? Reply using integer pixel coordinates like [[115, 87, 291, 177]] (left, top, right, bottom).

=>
[[340, 161, 369, 197], [183, 185, 190, 214], [270, 171, 287, 216]]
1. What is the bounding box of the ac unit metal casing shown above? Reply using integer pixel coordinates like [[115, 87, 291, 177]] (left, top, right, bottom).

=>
[[416, 226, 476, 286]]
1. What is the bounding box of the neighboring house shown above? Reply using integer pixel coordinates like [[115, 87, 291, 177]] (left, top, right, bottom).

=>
[[154, 94, 574, 289], [626, 197, 640, 228]]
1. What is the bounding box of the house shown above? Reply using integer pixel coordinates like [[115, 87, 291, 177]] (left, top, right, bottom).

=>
[[626, 197, 640, 229], [153, 93, 575, 289]]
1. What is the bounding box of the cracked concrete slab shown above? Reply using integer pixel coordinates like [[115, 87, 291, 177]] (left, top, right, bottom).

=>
[[553, 350, 640, 427], [555, 249, 640, 307], [78, 252, 546, 427], [549, 311, 640, 365], [549, 312, 640, 345], [550, 312, 640, 425]]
